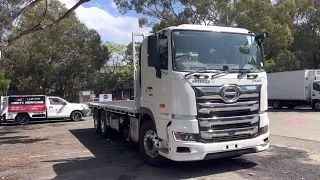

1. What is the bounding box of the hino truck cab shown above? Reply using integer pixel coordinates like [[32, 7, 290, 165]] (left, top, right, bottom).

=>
[[90, 24, 271, 166]]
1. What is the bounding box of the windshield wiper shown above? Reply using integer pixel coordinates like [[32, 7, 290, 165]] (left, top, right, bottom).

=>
[[184, 69, 222, 78], [231, 68, 260, 78], [211, 69, 231, 78]]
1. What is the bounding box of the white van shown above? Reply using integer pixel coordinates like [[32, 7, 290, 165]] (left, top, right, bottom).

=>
[[0, 95, 90, 125]]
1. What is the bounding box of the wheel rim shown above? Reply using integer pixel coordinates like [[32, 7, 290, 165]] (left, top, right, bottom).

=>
[[273, 102, 279, 108], [143, 130, 159, 158], [73, 113, 81, 120], [315, 102, 320, 110], [19, 116, 28, 124]]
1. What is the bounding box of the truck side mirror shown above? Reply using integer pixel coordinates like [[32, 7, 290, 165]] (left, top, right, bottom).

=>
[[255, 31, 272, 45]]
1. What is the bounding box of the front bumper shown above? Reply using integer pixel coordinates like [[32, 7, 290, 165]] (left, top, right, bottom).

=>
[[81, 109, 91, 117], [160, 113, 269, 161]]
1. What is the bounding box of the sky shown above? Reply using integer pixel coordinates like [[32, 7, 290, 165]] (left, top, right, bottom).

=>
[[57, 0, 277, 45], [58, 0, 151, 44]]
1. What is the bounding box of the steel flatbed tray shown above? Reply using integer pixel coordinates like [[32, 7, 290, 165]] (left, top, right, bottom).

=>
[[89, 100, 138, 114]]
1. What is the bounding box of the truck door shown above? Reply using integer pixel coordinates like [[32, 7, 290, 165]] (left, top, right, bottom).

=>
[[47, 97, 68, 118], [141, 35, 171, 120]]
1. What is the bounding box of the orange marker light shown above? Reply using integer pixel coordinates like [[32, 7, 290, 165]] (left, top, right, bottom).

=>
[[159, 104, 165, 108]]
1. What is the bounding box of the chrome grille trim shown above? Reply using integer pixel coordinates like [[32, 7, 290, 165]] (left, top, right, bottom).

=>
[[197, 93, 259, 100], [194, 85, 261, 114], [198, 103, 259, 114], [199, 115, 259, 127], [193, 84, 261, 142], [200, 126, 259, 139], [199, 115, 260, 141]]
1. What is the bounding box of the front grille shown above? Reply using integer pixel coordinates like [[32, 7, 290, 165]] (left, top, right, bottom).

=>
[[193, 85, 261, 142], [212, 134, 251, 142]]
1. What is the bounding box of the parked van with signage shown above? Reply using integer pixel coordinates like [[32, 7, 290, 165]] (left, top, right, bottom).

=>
[[0, 95, 90, 125]]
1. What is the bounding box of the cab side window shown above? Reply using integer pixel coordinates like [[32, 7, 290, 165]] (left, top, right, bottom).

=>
[[313, 83, 320, 92], [49, 98, 63, 105], [159, 37, 168, 70]]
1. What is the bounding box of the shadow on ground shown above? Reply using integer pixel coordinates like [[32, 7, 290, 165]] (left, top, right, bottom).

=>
[[48, 128, 257, 180], [0, 135, 48, 145], [267, 107, 315, 113], [48, 128, 320, 180], [0, 118, 74, 127]]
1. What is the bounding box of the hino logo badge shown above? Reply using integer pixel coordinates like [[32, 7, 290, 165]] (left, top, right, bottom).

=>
[[220, 85, 240, 103], [192, 79, 210, 84]]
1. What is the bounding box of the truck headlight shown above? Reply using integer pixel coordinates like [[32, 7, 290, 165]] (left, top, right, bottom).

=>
[[260, 125, 269, 135], [173, 132, 196, 141]]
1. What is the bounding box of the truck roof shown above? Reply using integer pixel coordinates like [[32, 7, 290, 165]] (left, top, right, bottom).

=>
[[165, 24, 251, 34]]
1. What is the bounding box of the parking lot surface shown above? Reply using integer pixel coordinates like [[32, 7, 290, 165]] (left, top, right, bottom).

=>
[[0, 108, 320, 180]]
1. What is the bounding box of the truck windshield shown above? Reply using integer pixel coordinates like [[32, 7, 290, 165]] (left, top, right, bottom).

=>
[[172, 30, 264, 72]]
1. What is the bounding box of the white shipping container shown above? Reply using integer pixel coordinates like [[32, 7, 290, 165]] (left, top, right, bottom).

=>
[[267, 70, 316, 101]]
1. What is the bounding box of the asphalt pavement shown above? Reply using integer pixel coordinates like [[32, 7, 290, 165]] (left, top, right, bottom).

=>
[[0, 108, 319, 180]]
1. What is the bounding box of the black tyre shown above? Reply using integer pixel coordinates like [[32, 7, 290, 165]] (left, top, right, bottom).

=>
[[139, 120, 168, 167], [70, 111, 83, 121], [94, 109, 101, 134], [313, 100, 320, 111], [100, 111, 110, 138], [16, 114, 31, 125], [272, 101, 282, 109]]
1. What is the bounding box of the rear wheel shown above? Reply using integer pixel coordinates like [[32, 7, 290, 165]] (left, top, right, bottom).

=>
[[100, 111, 111, 138], [16, 114, 31, 125], [71, 111, 83, 121], [139, 121, 168, 167], [94, 109, 101, 134]]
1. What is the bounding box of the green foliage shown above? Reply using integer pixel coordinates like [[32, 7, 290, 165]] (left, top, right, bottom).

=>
[[114, 0, 320, 73], [264, 59, 276, 73], [0, 69, 10, 94], [101, 42, 134, 93], [1, 0, 108, 101]]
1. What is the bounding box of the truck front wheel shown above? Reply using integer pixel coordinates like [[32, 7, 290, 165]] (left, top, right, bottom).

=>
[[139, 121, 168, 167], [272, 101, 282, 109], [313, 100, 320, 111]]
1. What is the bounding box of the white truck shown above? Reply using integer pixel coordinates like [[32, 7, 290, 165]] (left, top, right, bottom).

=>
[[0, 95, 90, 125], [89, 24, 271, 166], [267, 69, 320, 110]]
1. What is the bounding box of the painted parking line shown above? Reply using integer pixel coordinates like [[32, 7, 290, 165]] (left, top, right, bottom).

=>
[[284, 120, 307, 125]]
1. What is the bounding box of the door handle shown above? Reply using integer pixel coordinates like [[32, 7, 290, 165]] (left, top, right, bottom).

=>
[[147, 87, 153, 89]]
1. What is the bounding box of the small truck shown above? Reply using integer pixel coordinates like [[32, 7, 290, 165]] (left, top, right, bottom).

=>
[[1, 95, 90, 125], [268, 69, 320, 110]]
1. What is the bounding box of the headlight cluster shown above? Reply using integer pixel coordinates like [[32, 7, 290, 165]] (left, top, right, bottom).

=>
[[173, 132, 196, 141], [81, 104, 88, 109], [260, 125, 268, 135]]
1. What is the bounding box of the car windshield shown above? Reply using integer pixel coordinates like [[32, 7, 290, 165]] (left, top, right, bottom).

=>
[[172, 30, 264, 72]]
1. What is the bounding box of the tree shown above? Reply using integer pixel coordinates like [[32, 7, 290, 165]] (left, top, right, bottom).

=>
[[0, 0, 91, 49], [289, 0, 320, 69], [1, 0, 109, 102], [104, 42, 129, 72], [0, 69, 10, 95], [114, 0, 315, 72]]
